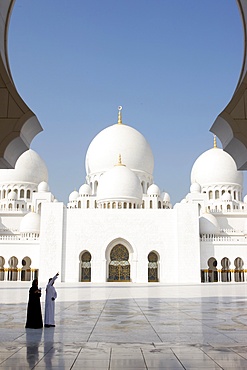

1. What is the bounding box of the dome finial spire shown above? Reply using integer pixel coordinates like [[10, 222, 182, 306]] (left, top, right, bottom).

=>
[[115, 153, 126, 166], [118, 106, 122, 124], [118, 154, 122, 165], [213, 135, 217, 148]]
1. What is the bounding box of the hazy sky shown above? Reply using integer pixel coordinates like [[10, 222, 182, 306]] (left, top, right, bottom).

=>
[[8, 0, 244, 204]]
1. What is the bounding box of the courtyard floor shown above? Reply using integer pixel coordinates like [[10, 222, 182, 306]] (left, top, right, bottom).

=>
[[0, 281, 247, 369]]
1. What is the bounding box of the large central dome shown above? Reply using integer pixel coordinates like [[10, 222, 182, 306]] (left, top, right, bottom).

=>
[[85, 123, 154, 177]]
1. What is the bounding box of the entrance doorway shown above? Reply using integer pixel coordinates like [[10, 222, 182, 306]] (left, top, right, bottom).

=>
[[108, 244, 130, 281]]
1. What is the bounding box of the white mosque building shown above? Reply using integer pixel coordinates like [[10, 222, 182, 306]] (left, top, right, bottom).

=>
[[0, 108, 247, 284]]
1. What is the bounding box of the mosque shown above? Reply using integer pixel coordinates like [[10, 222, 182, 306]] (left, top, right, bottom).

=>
[[0, 107, 247, 284]]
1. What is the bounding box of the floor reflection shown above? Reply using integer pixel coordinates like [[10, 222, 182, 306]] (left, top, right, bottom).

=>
[[26, 329, 42, 368], [44, 326, 55, 367]]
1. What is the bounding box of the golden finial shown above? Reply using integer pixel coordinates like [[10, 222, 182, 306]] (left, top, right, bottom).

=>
[[118, 106, 122, 124], [118, 154, 122, 165], [213, 135, 217, 148], [115, 153, 126, 166]]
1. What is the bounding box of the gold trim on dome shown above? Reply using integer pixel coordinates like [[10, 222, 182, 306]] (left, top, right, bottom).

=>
[[118, 106, 123, 124], [115, 154, 126, 167], [213, 135, 217, 148]]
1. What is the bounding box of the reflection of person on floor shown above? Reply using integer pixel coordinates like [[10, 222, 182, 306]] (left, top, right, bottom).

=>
[[25, 279, 43, 329], [26, 330, 42, 367], [44, 272, 59, 328]]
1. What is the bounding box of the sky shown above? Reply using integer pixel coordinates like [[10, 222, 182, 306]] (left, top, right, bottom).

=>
[[7, 0, 245, 204]]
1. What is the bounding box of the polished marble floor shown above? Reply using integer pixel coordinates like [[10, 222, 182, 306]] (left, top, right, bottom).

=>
[[0, 282, 247, 369]]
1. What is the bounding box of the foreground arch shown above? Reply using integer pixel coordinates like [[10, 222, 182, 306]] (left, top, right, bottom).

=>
[[211, 0, 247, 170], [0, 0, 42, 169]]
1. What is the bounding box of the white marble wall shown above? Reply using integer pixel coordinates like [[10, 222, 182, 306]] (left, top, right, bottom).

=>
[[38, 203, 201, 283], [39, 202, 65, 282]]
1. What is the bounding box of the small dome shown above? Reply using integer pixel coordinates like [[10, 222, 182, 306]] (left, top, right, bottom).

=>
[[147, 184, 160, 196], [161, 192, 170, 202], [7, 191, 17, 200], [97, 164, 142, 202], [79, 184, 92, 196], [190, 182, 201, 193], [69, 190, 79, 202], [20, 212, 40, 234], [199, 213, 220, 234], [191, 147, 243, 188], [38, 181, 49, 192], [0, 149, 48, 185], [221, 192, 232, 201]]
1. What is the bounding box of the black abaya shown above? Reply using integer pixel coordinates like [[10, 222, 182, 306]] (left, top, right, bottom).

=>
[[25, 284, 43, 329]]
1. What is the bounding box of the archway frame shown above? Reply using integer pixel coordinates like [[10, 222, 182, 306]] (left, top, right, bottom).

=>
[[105, 238, 136, 282]]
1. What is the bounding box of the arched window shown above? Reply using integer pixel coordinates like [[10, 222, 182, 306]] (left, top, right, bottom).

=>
[[209, 191, 213, 199], [20, 189, 24, 198], [8, 256, 18, 281], [78, 201, 81, 208], [158, 201, 161, 209], [207, 257, 218, 283], [27, 190, 31, 199], [148, 252, 158, 282], [21, 257, 32, 281], [234, 257, 244, 282], [80, 251, 91, 282], [150, 200, 153, 209], [86, 200, 89, 209], [221, 257, 231, 282], [215, 190, 219, 199], [94, 181, 98, 194]]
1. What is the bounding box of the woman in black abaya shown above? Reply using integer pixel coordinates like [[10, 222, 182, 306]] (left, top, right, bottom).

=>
[[25, 279, 43, 329]]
